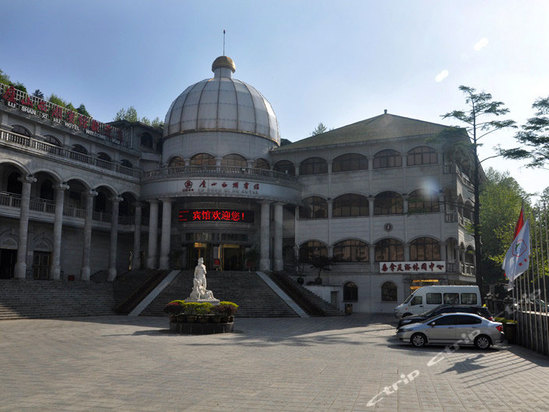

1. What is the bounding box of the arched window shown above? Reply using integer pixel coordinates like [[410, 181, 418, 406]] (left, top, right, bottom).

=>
[[373, 149, 402, 169], [168, 156, 185, 167], [273, 160, 295, 176], [410, 237, 441, 261], [375, 239, 404, 262], [332, 153, 368, 172], [465, 246, 475, 265], [140, 133, 153, 149], [39, 179, 54, 200], [332, 194, 369, 217], [300, 196, 328, 219], [70, 144, 89, 163], [11, 125, 32, 137], [42, 135, 62, 146], [374, 192, 403, 215], [120, 159, 133, 169], [300, 157, 328, 175], [408, 190, 440, 213], [343, 281, 358, 302], [381, 282, 397, 301], [7, 172, 22, 194], [191, 153, 216, 166], [222, 154, 247, 168], [72, 144, 88, 154], [97, 152, 112, 170], [94, 192, 107, 213], [333, 240, 369, 262], [407, 146, 437, 166], [254, 158, 270, 170], [299, 240, 328, 263]]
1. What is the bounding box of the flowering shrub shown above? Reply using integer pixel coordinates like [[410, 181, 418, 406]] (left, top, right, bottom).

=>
[[213, 301, 239, 316], [164, 300, 185, 315]]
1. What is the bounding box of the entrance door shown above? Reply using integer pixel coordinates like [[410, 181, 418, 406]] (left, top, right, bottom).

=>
[[33, 252, 51, 280], [0, 249, 17, 279], [222, 244, 243, 271], [188, 242, 211, 269]]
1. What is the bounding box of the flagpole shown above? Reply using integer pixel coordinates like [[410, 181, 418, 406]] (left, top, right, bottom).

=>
[[533, 215, 541, 352], [540, 203, 549, 354]]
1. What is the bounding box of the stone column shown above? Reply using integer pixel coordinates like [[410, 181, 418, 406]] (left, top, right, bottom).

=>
[[159, 198, 172, 270], [132, 202, 142, 270], [147, 200, 159, 269], [14, 175, 36, 279], [107, 196, 122, 281], [273, 202, 284, 271], [51, 183, 69, 280], [81, 190, 97, 281], [260, 201, 271, 271]]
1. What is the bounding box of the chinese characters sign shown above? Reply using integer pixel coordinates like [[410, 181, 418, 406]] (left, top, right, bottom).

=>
[[178, 209, 254, 223], [380, 261, 446, 274], [0, 83, 124, 144], [182, 179, 261, 195]]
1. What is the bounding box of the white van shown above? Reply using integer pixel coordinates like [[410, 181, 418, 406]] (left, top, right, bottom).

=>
[[394, 285, 481, 318]]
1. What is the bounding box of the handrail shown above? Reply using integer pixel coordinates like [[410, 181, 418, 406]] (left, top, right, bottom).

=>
[[0, 129, 141, 178]]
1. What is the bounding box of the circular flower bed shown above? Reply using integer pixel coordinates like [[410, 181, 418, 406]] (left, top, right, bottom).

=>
[[164, 300, 238, 334]]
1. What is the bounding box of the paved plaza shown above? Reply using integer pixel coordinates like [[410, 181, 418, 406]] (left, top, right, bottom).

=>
[[1, 314, 548, 411]]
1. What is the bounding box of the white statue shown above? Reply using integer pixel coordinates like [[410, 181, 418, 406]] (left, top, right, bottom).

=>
[[187, 257, 219, 302]]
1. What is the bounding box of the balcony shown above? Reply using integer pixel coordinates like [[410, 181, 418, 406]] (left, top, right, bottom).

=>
[[0, 129, 140, 178], [142, 165, 299, 186], [0, 191, 147, 226]]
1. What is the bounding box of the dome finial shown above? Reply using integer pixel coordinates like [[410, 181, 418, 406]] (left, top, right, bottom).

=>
[[212, 56, 236, 76], [223, 29, 226, 56]]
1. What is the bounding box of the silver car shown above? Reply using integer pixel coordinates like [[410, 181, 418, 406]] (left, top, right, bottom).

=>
[[396, 313, 504, 349]]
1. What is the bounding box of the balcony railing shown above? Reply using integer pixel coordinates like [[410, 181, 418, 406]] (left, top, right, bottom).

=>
[[142, 165, 297, 183], [0, 129, 140, 178], [0, 191, 145, 225]]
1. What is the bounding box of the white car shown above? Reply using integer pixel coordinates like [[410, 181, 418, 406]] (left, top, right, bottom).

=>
[[396, 313, 504, 349]]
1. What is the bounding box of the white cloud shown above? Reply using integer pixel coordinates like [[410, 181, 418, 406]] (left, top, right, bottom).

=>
[[474, 37, 489, 51], [435, 70, 449, 82]]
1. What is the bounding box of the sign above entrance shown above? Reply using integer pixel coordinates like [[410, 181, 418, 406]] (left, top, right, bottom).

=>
[[380, 261, 446, 274], [178, 209, 254, 223]]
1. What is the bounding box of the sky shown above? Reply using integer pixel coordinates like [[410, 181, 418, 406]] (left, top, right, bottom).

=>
[[1, 1, 548, 198]]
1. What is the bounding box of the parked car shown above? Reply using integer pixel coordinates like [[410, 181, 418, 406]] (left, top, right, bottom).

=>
[[397, 305, 493, 328], [396, 313, 504, 349]]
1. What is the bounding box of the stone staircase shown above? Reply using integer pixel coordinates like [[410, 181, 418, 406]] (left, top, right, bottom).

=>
[[141, 270, 300, 318], [0, 279, 116, 320]]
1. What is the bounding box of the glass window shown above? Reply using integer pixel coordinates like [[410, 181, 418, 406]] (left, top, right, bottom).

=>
[[191, 153, 216, 166], [168, 157, 185, 167], [344, 282, 358, 301], [299, 240, 328, 263], [333, 240, 369, 262], [222, 154, 247, 168], [432, 315, 458, 325], [42, 135, 61, 146], [333, 194, 369, 217], [410, 237, 441, 261], [381, 282, 397, 301], [120, 159, 133, 168], [300, 157, 328, 175], [273, 160, 295, 176], [375, 239, 404, 262], [12, 125, 32, 137], [443, 293, 459, 305], [408, 190, 440, 213], [407, 146, 437, 166], [374, 192, 403, 215], [455, 315, 481, 325], [254, 158, 270, 170], [411, 296, 423, 305], [300, 196, 328, 219], [461, 293, 478, 305], [332, 153, 368, 172], [426, 293, 442, 305], [373, 149, 402, 169], [140, 133, 153, 148]]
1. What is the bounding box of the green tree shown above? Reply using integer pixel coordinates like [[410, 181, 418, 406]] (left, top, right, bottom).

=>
[[151, 117, 164, 128], [442, 85, 516, 291], [114, 106, 138, 122], [13, 82, 27, 93], [0, 69, 10, 84], [480, 168, 528, 285], [311, 122, 328, 136], [502, 96, 549, 168], [76, 104, 90, 117], [33, 89, 44, 99], [48, 93, 68, 107]]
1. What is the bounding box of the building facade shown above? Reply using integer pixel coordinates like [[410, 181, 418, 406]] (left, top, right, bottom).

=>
[[0, 56, 477, 312]]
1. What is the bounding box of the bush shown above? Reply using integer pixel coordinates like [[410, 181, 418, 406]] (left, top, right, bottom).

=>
[[164, 300, 185, 315], [213, 301, 239, 316]]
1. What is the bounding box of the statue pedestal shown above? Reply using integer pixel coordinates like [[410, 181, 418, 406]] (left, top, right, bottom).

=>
[[184, 298, 220, 305]]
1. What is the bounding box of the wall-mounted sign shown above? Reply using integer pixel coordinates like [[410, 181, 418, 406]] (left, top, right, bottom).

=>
[[178, 209, 254, 223], [380, 261, 446, 274], [182, 179, 261, 196], [0, 83, 125, 144]]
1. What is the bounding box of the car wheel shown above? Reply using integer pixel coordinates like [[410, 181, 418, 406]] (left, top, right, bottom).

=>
[[474, 335, 492, 350], [411, 333, 427, 347], [403, 313, 412, 317]]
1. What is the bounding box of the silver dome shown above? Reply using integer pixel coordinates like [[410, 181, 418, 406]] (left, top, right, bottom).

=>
[[164, 56, 280, 144]]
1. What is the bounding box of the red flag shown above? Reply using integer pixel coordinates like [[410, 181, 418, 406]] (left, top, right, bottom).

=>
[[513, 207, 524, 239]]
